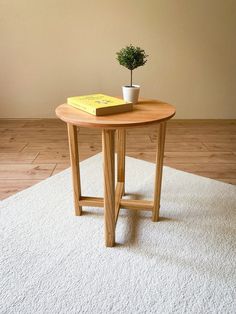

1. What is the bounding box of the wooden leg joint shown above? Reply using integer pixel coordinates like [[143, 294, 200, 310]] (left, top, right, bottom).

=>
[[79, 194, 153, 212]]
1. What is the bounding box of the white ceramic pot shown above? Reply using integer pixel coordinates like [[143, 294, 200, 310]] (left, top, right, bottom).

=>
[[122, 85, 140, 104]]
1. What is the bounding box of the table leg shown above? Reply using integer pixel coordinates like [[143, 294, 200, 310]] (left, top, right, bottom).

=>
[[102, 129, 115, 247], [67, 123, 82, 216], [152, 122, 167, 222], [117, 129, 126, 195]]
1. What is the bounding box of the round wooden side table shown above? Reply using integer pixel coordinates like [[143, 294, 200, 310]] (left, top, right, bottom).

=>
[[56, 99, 176, 247]]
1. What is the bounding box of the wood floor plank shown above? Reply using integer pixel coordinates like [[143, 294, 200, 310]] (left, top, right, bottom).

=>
[[127, 152, 236, 164], [150, 134, 236, 143], [52, 163, 70, 175], [168, 120, 236, 126], [165, 142, 208, 152], [166, 163, 236, 179], [0, 129, 68, 138], [23, 119, 66, 129], [22, 142, 69, 152], [0, 129, 68, 143], [203, 142, 236, 152], [0, 136, 68, 143], [166, 128, 236, 135], [0, 152, 38, 163], [0, 143, 27, 152], [164, 152, 236, 164], [0, 180, 41, 199], [33, 149, 101, 164], [0, 164, 55, 179], [0, 120, 27, 128], [126, 142, 208, 152], [33, 151, 70, 164]]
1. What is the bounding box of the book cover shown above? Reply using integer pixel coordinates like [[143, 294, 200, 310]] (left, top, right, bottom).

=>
[[67, 94, 133, 116]]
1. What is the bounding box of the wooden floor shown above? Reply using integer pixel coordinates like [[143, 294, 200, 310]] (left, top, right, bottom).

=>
[[0, 119, 235, 200]]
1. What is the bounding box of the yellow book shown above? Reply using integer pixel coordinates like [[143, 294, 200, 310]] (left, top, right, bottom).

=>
[[67, 94, 133, 116]]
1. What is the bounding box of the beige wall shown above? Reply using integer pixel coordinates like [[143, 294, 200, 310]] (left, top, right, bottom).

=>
[[0, 0, 236, 118]]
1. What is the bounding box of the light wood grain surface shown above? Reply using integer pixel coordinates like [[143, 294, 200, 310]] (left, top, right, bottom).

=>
[[67, 123, 82, 216], [152, 122, 166, 222], [117, 129, 126, 194], [56, 100, 175, 128], [0, 119, 235, 199], [102, 129, 116, 247]]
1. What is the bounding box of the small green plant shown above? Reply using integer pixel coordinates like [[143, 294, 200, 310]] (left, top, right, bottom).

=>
[[116, 44, 148, 87]]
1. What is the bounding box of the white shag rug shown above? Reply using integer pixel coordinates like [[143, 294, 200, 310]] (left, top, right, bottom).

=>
[[1, 154, 236, 314]]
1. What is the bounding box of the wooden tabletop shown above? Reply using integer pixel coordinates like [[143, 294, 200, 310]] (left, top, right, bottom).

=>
[[55, 99, 176, 129]]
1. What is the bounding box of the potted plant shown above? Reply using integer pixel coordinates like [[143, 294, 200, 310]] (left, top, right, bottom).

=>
[[116, 44, 148, 104]]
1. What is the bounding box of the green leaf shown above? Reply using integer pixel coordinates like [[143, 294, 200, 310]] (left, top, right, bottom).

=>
[[116, 44, 148, 71]]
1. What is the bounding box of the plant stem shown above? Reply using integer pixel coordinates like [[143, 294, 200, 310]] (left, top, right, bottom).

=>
[[130, 70, 133, 87]]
